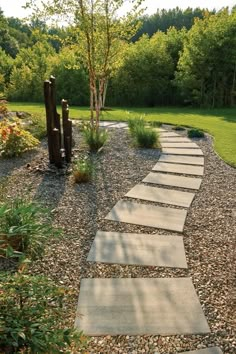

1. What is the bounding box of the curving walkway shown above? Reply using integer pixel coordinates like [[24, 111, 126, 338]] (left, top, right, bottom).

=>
[[75, 125, 222, 353]]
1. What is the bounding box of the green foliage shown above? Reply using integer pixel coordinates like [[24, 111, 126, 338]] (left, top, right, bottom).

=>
[[133, 7, 212, 40], [173, 125, 185, 131], [28, 113, 47, 139], [73, 158, 93, 183], [0, 198, 61, 261], [176, 10, 236, 107], [0, 118, 39, 158], [0, 273, 87, 353], [188, 129, 205, 138], [7, 42, 55, 102], [109, 32, 175, 106], [0, 99, 8, 116], [83, 126, 108, 152]]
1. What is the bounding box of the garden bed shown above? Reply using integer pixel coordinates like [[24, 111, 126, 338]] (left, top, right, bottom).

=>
[[0, 127, 235, 353]]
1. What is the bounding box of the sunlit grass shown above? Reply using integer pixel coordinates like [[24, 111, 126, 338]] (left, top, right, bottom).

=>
[[8, 102, 236, 167]]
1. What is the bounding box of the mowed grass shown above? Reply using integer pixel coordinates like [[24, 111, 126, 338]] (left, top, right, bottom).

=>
[[8, 102, 236, 167]]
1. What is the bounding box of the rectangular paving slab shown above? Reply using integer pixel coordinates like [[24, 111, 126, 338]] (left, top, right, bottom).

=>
[[161, 142, 199, 148], [87, 231, 187, 268], [160, 132, 181, 137], [105, 200, 187, 232], [159, 154, 204, 165], [75, 278, 210, 335], [143, 172, 202, 190], [180, 348, 223, 354], [126, 184, 195, 207], [162, 148, 204, 156], [152, 162, 204, 176], [160, 137, 193, 142]]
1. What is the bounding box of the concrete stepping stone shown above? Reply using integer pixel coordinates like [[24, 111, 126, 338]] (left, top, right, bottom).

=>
[[99, 121, 115, 127], [160, 137, 192, 142], [105, 200, 187, 232], [162, 148, 204, 156], [180, 348, 223, 354], [110, 122, 128, 128], [75, 278, 210, 335], [87, 231, 187, 268], [160, 132, 181, 137], [161, 142, 199, 149], [126, 184, 195, 208], [143, 172, 202, 190], [159, 154, 204, 165], [153, 162, 204, 176]]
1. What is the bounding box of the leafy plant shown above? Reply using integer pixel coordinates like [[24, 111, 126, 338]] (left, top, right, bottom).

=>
[[0, 118, 39, 158], [0, 198, 61, 262], [28, 114, 47, 139], [0, 273, 87, 353], [73, 158, 93, 183], [0, 99, 8, 116], [188, 128, 205, 138], [173, 125, 185, 131], [83, 125, 108, 152]]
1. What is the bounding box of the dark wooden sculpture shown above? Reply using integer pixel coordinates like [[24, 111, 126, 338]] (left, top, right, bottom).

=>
[[44, 76, 72, 167]]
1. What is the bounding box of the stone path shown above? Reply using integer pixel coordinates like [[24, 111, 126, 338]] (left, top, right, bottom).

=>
[[75, 125, 220, 351]]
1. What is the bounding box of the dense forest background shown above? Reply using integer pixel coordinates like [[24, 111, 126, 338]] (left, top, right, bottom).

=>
[[0, 6, 236, 107]]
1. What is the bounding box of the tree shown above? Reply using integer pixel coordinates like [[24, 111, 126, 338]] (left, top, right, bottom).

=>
[[26, 0, 144, 127], [175, 9, 236, 107]]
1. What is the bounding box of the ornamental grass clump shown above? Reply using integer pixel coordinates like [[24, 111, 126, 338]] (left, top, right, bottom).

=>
[[128, 117, 159, 148], [73, 158, 93, 183], [0, 118, 39, 158], [188, 128, 205, 138], [0, 198, 61, 262], [83, 125, 108, 152], [0, 273, 87, 353], [128, 117, 145, 136]]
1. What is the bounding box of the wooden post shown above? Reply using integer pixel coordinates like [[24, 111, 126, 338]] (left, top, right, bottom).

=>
[[62, 99, 72, 163], [44, 80, 54, 163], [52, 128, 62, 168], [50, 76, 61, 148]]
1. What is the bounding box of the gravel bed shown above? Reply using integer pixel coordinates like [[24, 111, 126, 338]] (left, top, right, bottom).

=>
[[0, 126, 235, 353]]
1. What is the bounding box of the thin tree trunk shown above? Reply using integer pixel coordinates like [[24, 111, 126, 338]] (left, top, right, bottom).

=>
[[231, 62, 236, 107], [212, 75, 217, 108], [102, 80, 108, 108]]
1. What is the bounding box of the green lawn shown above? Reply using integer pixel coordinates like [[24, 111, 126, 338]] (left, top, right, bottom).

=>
[[8, 102, 236, 167]]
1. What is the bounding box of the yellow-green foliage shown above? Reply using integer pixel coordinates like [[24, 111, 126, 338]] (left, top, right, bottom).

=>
[[0, 118, 39, 157]]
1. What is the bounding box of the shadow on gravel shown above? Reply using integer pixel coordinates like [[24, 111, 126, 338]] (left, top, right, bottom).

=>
[[33, 173, 67, 209], [0, 149, 39, 179]]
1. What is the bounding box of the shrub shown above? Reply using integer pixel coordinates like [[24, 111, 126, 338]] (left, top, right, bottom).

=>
[[0, 118, 39, 158], [0, 198, 61, 262], [73, 158, 93, 183], [0, 99, 8, 116], [28, 114, 47, 139], [173, 125, 185, 131], [0, 273, 87, 353], [188, 128, 205, 138], [133, 126, 158, 148], [83, 125, 108, 152]]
